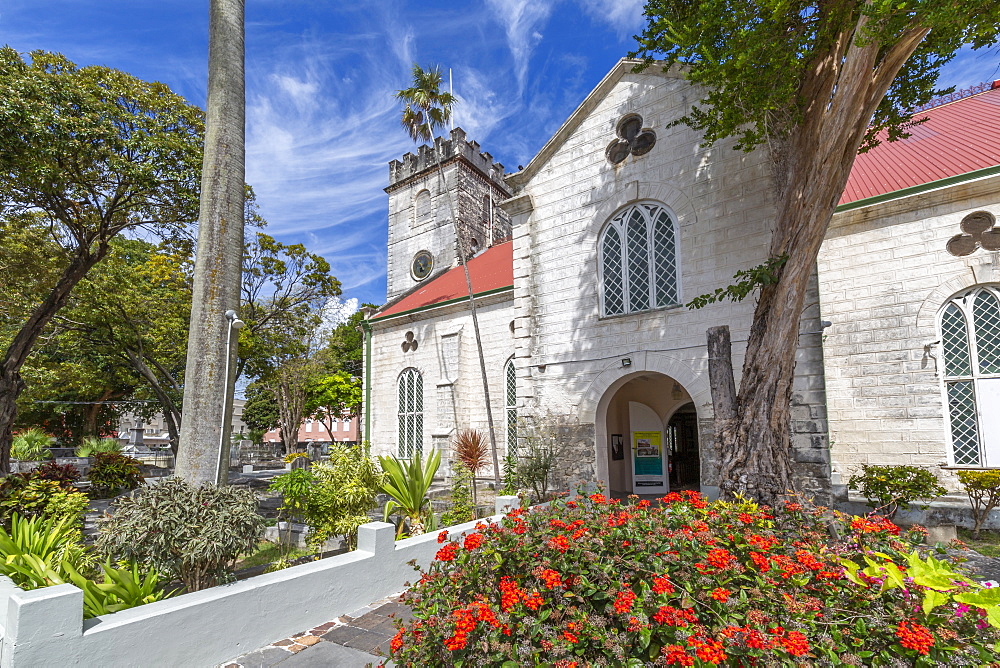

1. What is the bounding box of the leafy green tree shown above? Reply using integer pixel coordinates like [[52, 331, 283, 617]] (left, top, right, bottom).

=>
[[238, 223, 341, 381], [241, 382, 280, 437], [305, 371, 361, 438], [396, 65, 501, 486], [54, 238, 191, 452], [631, 1, 1000, 504], [0, 48, 203, 473]]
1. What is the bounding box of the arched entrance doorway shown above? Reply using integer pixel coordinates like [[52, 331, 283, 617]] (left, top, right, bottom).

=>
[[603, 373, 701, 496]]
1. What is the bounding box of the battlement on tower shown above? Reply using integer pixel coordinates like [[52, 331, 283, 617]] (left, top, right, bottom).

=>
[[388, 127, 506, 188]]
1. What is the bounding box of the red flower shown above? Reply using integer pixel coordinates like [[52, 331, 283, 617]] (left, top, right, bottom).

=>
[[499, 576, 521, 611], [390, 629, 404, 654], [780, 630, 810, 657], [706, 548, 736, 569], [548, 535, 570, 553], [688, 636, 727, 664], [563, 630, 579, 644], [539, 568, 564, 589], [437, 530, 449, 543], [435, 542, 459, 562], [662, 644, 694, 666], [710, 587, 730, 602], [653, 605, 698, 627], [523, 591, 544, 610], [589, 492, 608, 504], [613, 589, 637, 614], [652, 575, 675, 594], [463, 533, 485, 550], [896, 620, 935, 655], [749, 551, 771, 572]]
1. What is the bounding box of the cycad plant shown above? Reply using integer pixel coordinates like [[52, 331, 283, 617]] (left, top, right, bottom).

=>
[[75, 437, 122, 458], [10, 428, 52, 462], [452, 428, 489, 509], [379, 449, 441, 538]]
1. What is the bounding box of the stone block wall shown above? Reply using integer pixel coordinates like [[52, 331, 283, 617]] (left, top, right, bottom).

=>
[[385, 128, 510, 302], [818, 174, 1000, 493], [505, 67, 831, 499], [366, 294, 516, 479]]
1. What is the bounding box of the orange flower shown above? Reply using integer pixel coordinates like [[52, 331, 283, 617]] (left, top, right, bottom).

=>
[[896, 620, 935, 655], [710, 587, 730, 602]]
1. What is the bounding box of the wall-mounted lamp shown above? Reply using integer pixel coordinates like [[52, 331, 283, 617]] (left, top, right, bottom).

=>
[[621, 358, 632, 368]]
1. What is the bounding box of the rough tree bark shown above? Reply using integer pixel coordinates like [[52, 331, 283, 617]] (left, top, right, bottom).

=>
[[175, 0, 245, 484], [715, 22, 930, 505]]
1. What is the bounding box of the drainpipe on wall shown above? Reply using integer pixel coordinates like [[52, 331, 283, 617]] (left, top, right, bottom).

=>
[[359, 310, 375, 444]]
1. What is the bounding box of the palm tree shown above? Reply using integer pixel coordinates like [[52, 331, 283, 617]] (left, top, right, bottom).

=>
[[175, 0, 246, 485], [396, 65, 501, 486]]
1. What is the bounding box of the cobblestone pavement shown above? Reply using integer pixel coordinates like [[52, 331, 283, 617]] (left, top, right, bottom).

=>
[[221, 594, 409, 668]]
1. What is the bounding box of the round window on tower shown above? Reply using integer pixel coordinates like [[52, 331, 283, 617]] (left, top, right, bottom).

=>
[[411, 250, 434, 280]]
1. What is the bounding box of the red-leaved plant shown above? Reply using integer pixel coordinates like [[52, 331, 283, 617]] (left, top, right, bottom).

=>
[[388, 491, 1000, 666]]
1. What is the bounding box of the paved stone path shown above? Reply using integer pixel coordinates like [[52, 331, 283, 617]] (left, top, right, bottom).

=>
[[221, 594, 409, 668]]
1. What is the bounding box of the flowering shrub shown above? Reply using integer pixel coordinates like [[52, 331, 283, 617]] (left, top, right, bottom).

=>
[[283, 452, 311, 463], [389, 491, 1000, 666]]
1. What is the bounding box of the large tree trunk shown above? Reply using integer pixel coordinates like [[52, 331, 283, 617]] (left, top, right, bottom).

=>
[[175, 0, 245, 485], [0, 250, 104, 473], [716, 23, 929, 506], [274, 372, 306, 456]]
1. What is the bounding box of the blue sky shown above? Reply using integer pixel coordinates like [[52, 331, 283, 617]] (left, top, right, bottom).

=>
[[2, 1, 998, 309]]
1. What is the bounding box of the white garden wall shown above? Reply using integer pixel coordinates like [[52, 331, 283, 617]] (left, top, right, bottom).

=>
[[0, 496, 519, 668]]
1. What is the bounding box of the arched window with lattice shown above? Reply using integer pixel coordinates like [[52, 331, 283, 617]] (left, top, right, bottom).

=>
[[940, 286, 1000, 467], [397, 368, 423, 458], [598, 202, 680, 316], [504, 358, 517, 455]]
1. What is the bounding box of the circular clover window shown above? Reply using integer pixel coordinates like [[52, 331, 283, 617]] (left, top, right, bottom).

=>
[[411, 250, 434, 280]]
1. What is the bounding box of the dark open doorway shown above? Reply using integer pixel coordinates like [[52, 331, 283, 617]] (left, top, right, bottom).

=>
[[667, 403, 700, 490]]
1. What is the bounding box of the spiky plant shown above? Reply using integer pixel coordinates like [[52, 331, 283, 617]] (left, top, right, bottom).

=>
[[452, 428, 489, 508]]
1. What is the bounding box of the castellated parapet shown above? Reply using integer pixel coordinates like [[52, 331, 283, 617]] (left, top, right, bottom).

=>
[[388, 127, 507, 189]]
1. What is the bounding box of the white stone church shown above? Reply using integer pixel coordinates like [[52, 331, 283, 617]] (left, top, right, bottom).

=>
[[361, 60, 1000, 505]]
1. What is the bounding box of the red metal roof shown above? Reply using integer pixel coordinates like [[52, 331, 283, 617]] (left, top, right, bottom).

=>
[[841, 85, 1000, 205], [374, 241, 514, 319]]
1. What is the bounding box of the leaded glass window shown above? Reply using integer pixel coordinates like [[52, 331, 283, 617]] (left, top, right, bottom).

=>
[[599, 203, 680, 316], [397, 368, 423, 458], [505, 358, 517, 456], [940, 286, 1000, 467]]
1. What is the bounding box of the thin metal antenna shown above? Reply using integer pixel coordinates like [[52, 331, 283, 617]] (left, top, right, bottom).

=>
[[449, 68, 454, 131]]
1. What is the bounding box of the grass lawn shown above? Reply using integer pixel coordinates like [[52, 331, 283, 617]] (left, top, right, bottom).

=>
[[958, 527, 1000, 558], [235, 540, 310, 571]]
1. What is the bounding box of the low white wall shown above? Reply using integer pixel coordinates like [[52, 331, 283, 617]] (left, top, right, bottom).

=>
[[0, 496, 520, 668]]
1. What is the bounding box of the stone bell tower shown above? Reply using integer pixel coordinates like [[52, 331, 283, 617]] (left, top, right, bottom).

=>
[[384, 127, 512, 302]]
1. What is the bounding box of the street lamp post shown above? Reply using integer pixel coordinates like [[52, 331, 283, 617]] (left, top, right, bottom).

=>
[[218, 309, 244, 482]]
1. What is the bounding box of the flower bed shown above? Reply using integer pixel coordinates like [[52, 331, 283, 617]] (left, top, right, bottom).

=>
[[389, 491, 1000, 666]]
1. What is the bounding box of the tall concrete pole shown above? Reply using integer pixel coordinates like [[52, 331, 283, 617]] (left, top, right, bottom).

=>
[[176, 0, 246, 484]]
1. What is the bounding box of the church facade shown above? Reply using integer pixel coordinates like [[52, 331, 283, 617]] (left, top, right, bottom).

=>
[[362, 60, 1000, 505]]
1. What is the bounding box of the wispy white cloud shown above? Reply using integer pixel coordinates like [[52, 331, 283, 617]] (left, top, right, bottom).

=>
[[575, 0, 645, 38], [485, 0, 556, 94]]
